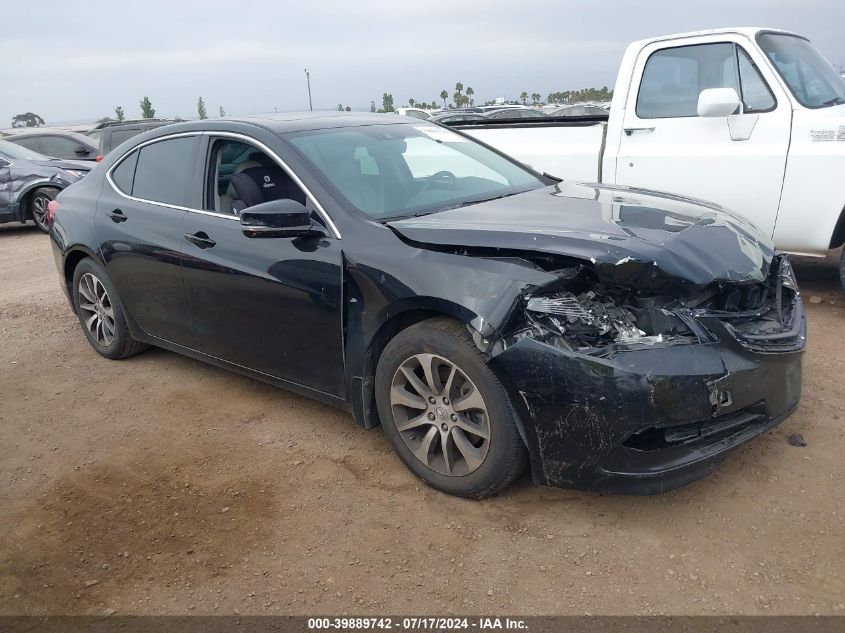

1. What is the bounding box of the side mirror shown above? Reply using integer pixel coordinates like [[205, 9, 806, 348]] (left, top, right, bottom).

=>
[[74, 146, 91, 155], [697, 88, 741, 118], [239, 199, 324, 238]]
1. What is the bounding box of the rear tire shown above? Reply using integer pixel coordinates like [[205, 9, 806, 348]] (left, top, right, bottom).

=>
[[375, 317, 527, 498], [839, 247, 845, 291], [29, 188, 58, 233], [72, 258, 148, 359]]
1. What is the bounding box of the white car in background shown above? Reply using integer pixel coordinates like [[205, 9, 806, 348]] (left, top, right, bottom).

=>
[[395, 107, 432, 120]]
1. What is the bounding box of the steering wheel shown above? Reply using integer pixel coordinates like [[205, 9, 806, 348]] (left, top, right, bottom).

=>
[[418, 170, 456, 197]]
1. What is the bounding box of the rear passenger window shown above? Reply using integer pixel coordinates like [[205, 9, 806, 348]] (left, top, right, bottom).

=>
[[111, 150, 138, 194], [109, 128, 141, 150], [11, 137, 42, 153], [132, 137, 199, 207]]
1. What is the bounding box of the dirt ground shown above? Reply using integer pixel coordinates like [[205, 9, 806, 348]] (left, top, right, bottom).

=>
[[0, 223, 843, 617]]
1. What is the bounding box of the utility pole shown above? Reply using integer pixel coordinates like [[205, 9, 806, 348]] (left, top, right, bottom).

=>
[[304, 68, 313, 111]]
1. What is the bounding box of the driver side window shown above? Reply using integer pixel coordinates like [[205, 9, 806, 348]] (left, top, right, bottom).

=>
[[206, 139, 306, 215]]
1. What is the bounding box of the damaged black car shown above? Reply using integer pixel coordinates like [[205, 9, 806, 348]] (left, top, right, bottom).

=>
[[48, 114, 805, 497]]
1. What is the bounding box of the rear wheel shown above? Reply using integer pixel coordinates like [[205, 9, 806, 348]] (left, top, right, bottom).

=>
[[72, 258, 147, 359], [839, 247, 845, 291], [29, 188, 58, 233], [375, 318, 526, 498]]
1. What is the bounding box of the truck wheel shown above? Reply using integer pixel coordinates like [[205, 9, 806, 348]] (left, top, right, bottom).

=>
[[29, 188, 58, 233], [375, 317, 527, 498]]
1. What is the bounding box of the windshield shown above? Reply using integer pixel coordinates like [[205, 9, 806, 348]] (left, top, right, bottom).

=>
[[285, 123, 544, 221], [757, 33, 845, 108], [0, 139, 50, 161]]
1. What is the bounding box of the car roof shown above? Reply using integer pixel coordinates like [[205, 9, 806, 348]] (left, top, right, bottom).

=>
[[4, 129, 93, 141], [142, 112, 420, 135]]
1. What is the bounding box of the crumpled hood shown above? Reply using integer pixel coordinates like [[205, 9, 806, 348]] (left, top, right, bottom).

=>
[[387, 182, 775, 288]]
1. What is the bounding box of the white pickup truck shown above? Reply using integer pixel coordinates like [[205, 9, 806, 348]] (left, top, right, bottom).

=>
[[448, 28, 845, 287]]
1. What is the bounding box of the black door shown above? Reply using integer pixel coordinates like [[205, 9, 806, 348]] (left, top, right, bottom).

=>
[[95, 135, 201, 343], [179, 137, 345, 397]]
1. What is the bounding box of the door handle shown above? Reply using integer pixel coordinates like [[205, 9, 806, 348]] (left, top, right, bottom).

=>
[[105, 209, 127, 223], [624, 127, 655, 136], [184, 231, 216, 249]]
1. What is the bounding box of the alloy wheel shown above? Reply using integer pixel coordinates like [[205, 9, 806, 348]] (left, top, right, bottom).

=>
[[31, 193, 51, 231], [390, 353, 491, 476], [77, 272, 116, 346]]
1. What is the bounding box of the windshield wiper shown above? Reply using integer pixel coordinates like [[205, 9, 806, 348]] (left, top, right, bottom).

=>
[[456, 191, 522, 208], [379, 191, 525, 223], [378, 210, 437, 223], [819, 96, 845, 107]]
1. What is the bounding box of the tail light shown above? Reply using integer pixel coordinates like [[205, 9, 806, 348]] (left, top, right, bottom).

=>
[[95, 155, 103, 162], [46, 200, 60, 226]]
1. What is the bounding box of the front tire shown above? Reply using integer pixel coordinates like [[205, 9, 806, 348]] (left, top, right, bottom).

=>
[[375, 318, 527, 498], [29, 188, 58, 233], [72, 258, 148, 359]]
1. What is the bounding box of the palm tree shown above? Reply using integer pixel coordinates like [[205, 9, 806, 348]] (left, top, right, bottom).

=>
[[466, 86, 474, 106], [440, 90, 448, 108], [409, 98, 415, 107], [531, 92, 541, 105], [520, 91, 528, 105]]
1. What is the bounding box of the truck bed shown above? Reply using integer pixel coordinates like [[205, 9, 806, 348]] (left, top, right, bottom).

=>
[[443, 116, 608, 182]]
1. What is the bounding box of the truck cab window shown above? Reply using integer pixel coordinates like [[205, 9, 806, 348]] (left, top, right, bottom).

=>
[[637, 43, 738, 118], [737, 48, 776, 112]]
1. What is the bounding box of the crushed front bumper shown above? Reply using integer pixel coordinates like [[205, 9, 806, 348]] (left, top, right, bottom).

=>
[[490, 304, 805, 494]]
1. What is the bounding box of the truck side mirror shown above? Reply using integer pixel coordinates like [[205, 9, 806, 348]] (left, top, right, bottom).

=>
[[697, 88, 741, 117]]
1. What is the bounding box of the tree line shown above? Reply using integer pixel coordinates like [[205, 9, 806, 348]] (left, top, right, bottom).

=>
[[9, 85, 613, 128], [9, 96, 227, 128], [370, 83, 614, 113]]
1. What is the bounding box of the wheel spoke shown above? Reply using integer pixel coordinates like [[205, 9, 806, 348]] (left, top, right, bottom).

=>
[[412, 426, 438, 467], [396, 412, 432, 433], [453, 386, 485, 413], [102, 315, 115, 336], [79, 279, 95, 303], [454, 415, 490, 440], [442, 364, 458, 399], [441, 431, 454, 475], [418, 353, 442, 395], [400, 364, 432, 398], [390, 384, 427, 410], [84, 312, 98, 335], [451, 427, 485, 472]]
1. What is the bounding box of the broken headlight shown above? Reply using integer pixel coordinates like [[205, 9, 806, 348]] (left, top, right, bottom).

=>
[[520, 290, 681, 351]]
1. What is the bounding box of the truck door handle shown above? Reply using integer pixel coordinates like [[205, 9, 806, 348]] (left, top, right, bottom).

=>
[[184, 231, 216, 249], [105, 209, 127, 223], [624, 127, 655, 136]]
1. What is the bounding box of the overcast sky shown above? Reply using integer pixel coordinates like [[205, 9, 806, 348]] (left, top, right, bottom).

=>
[[2, 0, 843, 124]]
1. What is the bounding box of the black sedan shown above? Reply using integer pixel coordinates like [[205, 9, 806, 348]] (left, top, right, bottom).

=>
[[48, 113, 805, 497], [0, 140, 90, 232]]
